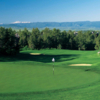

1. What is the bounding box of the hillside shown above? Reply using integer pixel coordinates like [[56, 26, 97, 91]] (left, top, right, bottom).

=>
[[1, 21, 100, 30]]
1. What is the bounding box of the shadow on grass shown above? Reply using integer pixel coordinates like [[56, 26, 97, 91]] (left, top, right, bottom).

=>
[[0, 53, 80, 63]]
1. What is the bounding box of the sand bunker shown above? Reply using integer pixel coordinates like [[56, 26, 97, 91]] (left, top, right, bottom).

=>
[[69, 64, 92, 66], [30, 53, 42, 55]]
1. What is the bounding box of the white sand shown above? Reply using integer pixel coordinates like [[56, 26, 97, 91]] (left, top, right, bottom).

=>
[[30, 53, 42, 55], [69, 64, 92, 66]]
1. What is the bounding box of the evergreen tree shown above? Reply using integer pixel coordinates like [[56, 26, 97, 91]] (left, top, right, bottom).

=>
[[19, 28, 29, 48], [95, 34, 100, 50], [76, 31, 86, 50], [28, 28, 42, 49], [0, 27, 19, 55]]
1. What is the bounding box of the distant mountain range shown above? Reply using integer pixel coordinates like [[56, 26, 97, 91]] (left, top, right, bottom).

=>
[[1, 21, 100, 30]]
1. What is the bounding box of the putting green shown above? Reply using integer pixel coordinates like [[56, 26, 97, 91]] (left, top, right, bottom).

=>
[[0, 65, 99, 93]]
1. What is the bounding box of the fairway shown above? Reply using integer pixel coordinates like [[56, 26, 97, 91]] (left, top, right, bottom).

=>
[[1, 49, 100, 100]]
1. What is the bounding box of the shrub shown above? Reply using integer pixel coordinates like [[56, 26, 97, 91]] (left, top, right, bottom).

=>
[[57, 44, 62, 49]]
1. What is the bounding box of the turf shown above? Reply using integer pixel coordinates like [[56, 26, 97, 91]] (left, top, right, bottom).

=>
[[0, 49, 100, 100]]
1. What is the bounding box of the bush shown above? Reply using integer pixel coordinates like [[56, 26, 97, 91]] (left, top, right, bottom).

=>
[[57, 44, 62, 49], [21, 46, 30, 51]]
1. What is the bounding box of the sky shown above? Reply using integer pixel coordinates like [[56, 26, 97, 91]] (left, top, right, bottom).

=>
[[0, 0, 100, 23]]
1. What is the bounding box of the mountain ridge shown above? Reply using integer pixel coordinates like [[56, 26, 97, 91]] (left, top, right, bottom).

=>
[[0, 21, 100, 30]]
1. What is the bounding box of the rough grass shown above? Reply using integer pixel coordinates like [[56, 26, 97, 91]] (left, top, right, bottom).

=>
[[0, 49, 100, 100]]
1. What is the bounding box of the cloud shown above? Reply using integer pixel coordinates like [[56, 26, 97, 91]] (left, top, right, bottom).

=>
[[12, 21, 30, 24], [0, 23, 3, 24]]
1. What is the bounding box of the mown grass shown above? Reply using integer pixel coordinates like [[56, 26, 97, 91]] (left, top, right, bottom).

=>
[[0, 49, 100, 100]]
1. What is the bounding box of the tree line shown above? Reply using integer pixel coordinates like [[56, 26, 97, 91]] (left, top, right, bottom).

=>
[[0, 27, 19, 55], [0, 27, 100, 55], [18, 27, 100, 50]]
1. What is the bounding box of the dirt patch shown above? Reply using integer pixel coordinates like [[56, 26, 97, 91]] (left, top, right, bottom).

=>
[[30, 53, 43, 55], [69, 64, 92, 66]]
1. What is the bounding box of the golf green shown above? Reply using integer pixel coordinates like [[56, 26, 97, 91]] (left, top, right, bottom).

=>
[[0, 64, 99, 93]]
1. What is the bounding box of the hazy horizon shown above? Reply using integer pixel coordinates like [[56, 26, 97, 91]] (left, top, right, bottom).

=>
[[2, 21, 100, 24]]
